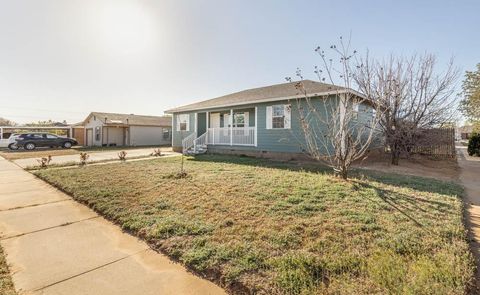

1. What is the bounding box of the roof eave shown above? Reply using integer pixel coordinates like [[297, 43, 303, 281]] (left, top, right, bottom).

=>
[[165, 89, 363, 113]]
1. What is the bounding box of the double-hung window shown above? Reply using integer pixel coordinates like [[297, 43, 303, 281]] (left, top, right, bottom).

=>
[[267, 104, 291, 129], [233, 113, 246, 128], [176, 114, 190, 131], [272, 105, 285, 129]]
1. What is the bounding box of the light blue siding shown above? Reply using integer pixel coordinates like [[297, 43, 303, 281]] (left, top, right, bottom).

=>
[[171, 95, 379, 154]]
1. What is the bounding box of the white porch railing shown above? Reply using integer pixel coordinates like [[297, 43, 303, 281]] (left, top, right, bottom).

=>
[[207, 127, 255, 146], [193, 131, 208, 151], [182, 133, 196, 153]]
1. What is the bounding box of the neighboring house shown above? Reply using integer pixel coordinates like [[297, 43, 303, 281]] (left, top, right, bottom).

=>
[[71, 122, 85, 146], [81, 112, 172, 147], [165, 80, 378, 158], [457, 125, 474, 140]]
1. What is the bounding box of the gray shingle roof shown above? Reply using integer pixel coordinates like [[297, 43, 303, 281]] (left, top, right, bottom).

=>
[[166, 80, 347, 113], [87, 112, 171, 127]]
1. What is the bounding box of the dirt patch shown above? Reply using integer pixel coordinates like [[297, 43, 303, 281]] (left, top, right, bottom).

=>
[[355, 151, 459, 182]]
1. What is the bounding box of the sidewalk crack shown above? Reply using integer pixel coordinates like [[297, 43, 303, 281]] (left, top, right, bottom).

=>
[[32, 248, 149, 293], [0, 216, 100, 240]]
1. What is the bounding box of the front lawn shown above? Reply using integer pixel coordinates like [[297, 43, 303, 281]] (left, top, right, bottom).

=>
[[34, 155, 474, 294]]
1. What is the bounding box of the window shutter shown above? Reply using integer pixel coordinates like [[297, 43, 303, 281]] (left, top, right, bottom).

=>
[[176, 115, 181, 131], [284, 104, 291, 129], [186, 114, 190, 132], [266, 106, 272, 129]]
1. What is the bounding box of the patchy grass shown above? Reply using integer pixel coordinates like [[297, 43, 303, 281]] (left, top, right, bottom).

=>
[[0, 146, 171, 161], [34, 154, 474, 294], [0, 245, 16, 295]]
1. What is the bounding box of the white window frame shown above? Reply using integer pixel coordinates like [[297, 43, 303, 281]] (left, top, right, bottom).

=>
[[267, 104, 291, 130], [272, 105, 285, 129], [176, 114, 190, 131], [233, 112, 248, 128]]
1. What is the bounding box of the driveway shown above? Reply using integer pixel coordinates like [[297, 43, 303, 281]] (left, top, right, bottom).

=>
[[0, 156, 225, 295], [13, 148, 179, 168], [457, 145, 480, 292]]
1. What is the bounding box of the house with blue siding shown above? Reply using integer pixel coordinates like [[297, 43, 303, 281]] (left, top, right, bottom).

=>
[[165, 80, 378, 158]]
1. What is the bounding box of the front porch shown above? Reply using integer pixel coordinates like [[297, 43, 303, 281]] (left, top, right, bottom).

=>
[[183, 107, 257, 153]]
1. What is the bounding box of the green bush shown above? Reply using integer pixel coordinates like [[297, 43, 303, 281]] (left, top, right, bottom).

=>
[[467, 133, 480, 156]]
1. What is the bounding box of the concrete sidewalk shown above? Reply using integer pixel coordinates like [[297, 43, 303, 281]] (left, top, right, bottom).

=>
[[0, 157, 225, 295], [457, 145, 480, 292], [13, 148, 180, 168]]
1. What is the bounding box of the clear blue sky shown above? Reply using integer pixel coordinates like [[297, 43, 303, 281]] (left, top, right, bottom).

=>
[[0, 0, 478, 123]]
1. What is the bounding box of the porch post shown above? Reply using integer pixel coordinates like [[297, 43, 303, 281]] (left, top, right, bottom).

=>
[[194, 113, 198, 137], [254, 107, 258, 147], [206, 112, 209, 144], [230, 109, 233, 146]]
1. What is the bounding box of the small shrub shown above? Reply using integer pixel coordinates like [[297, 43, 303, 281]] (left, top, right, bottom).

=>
[[151, 148, 162, 157], [118, 151, 127, 161], [79, 152, 89, 166], [467, 133, 480, 156], [36, 155, 52, 168]]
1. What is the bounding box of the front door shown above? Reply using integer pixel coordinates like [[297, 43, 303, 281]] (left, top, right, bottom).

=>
[[197, 112, 207, 136], [210, 113, 220, 128]]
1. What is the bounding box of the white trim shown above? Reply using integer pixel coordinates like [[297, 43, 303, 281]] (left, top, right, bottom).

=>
[[171, 116, 174, 146], [266, 106, 272, 129], [194, 113, 198, 136], [176, 114, 190, 132], [230, 109, 233, 146], [271, 104, 286, 129], [165, 89, 364, 113], [254, 107, 258, 147], [284, 104, 291, 129]]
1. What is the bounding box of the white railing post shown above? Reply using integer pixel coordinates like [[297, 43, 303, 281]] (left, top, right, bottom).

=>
[[230, 109, 233, 146], [254, 107, 258, 147]]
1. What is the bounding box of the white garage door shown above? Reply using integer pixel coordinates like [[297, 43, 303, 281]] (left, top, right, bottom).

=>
[[106, 127, 124, 146]]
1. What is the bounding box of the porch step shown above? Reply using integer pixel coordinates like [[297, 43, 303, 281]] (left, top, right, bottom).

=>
[[184, 145, 208, 155]]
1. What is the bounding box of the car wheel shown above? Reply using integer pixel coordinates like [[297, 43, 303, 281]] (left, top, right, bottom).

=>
[[8, 143, 19, 150], [63, 141, 72, 148], [25, 142, 36, 150]]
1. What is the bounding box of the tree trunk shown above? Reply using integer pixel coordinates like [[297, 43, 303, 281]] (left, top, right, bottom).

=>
[[391, 148, 400, 165], [335, 166, 348, 180]]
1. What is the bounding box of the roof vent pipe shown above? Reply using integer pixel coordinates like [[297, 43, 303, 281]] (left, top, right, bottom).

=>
[[105, 117, 107, 123]]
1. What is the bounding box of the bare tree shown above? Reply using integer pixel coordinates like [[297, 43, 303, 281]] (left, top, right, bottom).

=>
[[354, 54, 459, 165], [0, 117, 16, 126], [287, 38, 382, 180]]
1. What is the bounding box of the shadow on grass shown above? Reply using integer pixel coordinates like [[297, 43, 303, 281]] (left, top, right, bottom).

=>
[[351, 180, 456, 229], [188, 154, 462, 198]]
